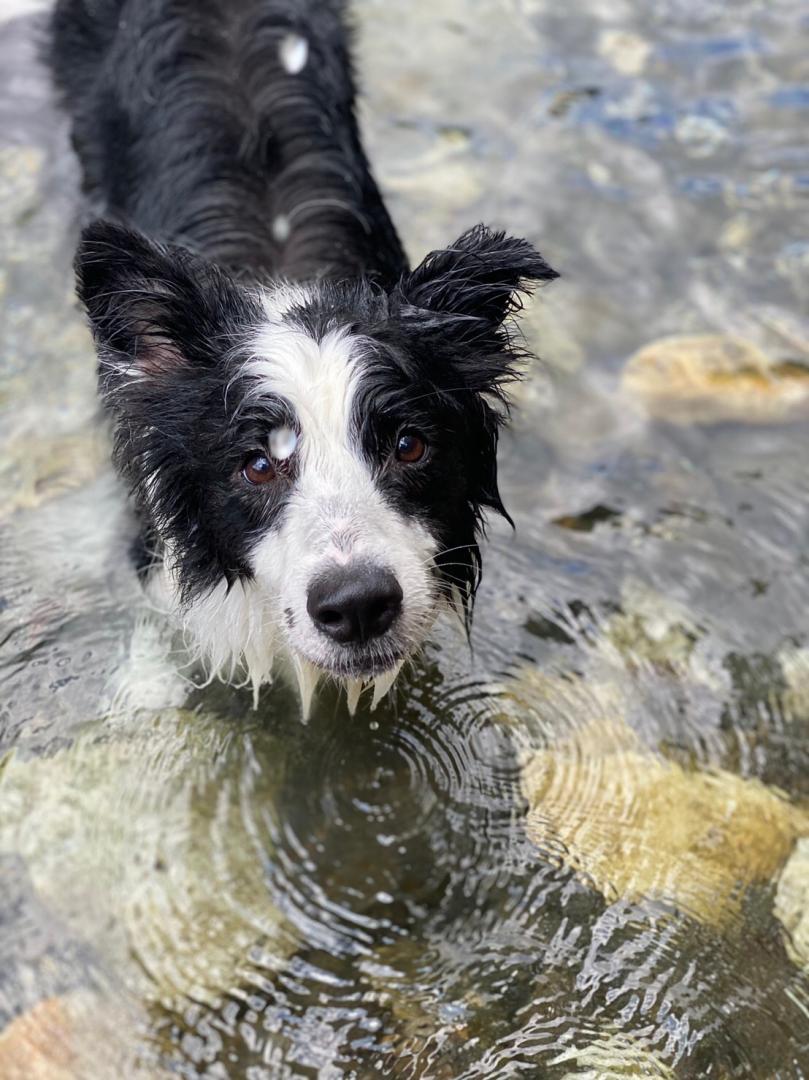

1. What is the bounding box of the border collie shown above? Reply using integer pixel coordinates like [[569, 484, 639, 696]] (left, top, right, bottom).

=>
[[49, 0, 557, 714]]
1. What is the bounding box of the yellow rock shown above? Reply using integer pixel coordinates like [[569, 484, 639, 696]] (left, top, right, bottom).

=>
[[522, 713, 807, 925], [551, 1029, 674, 1079], [774, 838, 809, 969], [501, 667, 631, 749], [0, 998, 76, 1080], [622, 334, 809, 424]]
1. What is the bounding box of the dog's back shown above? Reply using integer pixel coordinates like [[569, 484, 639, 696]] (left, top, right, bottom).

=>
[[49, 0, 407, 282]]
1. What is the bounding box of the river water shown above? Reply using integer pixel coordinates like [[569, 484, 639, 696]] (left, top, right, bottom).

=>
[[1, 1, 808, 1076]]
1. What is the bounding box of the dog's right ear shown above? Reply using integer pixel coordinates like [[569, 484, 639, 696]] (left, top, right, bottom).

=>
[[75, 220, 255, 386], [393, 225, 558, 341]]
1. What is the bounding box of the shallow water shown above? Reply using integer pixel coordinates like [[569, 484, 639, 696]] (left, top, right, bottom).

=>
[[1, 0, 809, 1076]]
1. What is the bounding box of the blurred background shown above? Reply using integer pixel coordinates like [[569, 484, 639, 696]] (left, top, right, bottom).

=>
[[1, 0, 808, 1076]]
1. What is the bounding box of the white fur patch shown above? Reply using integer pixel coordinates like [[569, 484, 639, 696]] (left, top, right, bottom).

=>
[[279, 33, 309, 75], [243, 319, 363, 469], [259, 282, 311, 322], [271, 214, 291, 244], [148, 564, 279, 708]]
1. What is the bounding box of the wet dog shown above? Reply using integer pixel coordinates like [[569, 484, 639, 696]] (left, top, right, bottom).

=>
[[49, 0, 557, 713]]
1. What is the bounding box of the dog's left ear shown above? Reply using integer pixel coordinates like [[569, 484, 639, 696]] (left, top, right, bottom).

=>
[[393, 225, 558, 343]]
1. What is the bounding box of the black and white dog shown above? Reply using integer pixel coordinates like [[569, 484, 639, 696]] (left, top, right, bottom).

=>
[[49, 0, 557, 713]]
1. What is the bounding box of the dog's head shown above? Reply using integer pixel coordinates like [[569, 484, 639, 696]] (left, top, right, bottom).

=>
[[76, 221, 556, 711]]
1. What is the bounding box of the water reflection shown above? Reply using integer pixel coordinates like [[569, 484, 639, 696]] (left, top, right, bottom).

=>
[[2, 0, 809, 1076]]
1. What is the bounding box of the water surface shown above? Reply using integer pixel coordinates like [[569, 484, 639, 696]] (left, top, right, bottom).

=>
[[1, 0, 809, 1076]]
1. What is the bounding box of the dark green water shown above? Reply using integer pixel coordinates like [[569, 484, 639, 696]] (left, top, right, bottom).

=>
[[1, 1, 808, 1076]]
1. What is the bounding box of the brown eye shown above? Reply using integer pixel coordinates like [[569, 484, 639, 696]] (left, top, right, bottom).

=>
[[395, 431, 427, 464], [242, 452, 275, 485]]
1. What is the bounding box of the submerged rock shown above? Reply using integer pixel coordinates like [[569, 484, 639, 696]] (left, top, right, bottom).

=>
[[779, 646, 809, 721], [551, 1029, 674, 1078], [604, 578, 700, 673], [522, 710, 807, 926], [0, 428, 107, 519], [622, 334, 809, 424], [598, 29, 652, 77], [774, 838, 809, 970], [0, 996, 85, 1080], [0, 992, 152, 1080], [0, 710, 293, 1013]]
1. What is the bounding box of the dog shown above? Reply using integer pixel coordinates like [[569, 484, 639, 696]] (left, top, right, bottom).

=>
[[49, 0, 557, 714]]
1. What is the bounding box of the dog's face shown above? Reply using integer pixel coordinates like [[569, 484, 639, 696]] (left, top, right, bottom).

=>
[[76, 221, 556, 711]]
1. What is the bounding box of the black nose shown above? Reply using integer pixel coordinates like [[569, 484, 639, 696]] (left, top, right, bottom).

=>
[[307, 565, 403, 645]]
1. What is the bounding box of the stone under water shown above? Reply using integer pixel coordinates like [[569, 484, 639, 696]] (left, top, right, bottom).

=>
[[622, 334, 809, 424], [521, 710, 808, 926]]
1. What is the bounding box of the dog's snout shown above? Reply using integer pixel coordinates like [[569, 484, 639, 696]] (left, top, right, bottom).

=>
[[307, 565, 403, 645]]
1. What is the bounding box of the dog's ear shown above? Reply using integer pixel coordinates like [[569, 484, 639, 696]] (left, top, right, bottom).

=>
[[75, 220, 255, 387], [393, 225, 557, 341]]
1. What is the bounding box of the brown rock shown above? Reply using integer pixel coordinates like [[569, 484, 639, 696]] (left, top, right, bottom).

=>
[[0, 992, 151, 1080], [522, 712, 807, 925], [622, 334, 809, 424], [0, 998, 76, 1080]]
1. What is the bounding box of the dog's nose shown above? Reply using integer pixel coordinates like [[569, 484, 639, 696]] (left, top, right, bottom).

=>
[[307, 565, 403, 645]]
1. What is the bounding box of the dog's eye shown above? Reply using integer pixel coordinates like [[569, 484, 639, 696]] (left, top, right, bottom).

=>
[[395, 431, 427, 464], [242, 452, 275, 485]]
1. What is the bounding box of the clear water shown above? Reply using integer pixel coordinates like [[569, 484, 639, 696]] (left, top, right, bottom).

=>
[[1, 1, 809, 1076]]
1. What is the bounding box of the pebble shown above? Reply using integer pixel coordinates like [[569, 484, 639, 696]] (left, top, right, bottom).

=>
[[598, 29, 652, 77], [675, 114, 730, 157], [0, 998, 75, 1080]]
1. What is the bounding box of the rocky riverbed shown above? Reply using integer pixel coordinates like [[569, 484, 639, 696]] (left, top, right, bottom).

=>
[[1, 0, 808, 1076]]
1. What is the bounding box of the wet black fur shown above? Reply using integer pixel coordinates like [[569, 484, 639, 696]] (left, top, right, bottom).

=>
[[52, 0, 558, 618], [49, 0, 406, 282]]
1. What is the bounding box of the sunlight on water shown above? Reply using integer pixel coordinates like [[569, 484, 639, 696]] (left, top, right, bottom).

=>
[[1, 0, 809, 1076]]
